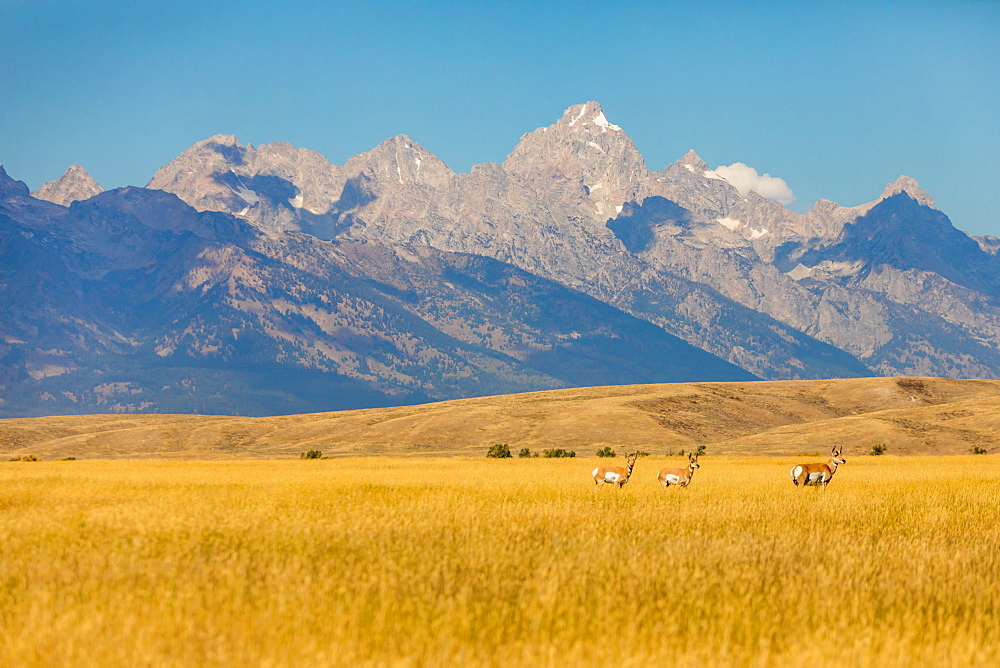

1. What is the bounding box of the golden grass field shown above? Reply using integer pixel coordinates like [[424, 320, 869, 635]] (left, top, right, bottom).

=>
[[2, 455, 999, 666], [3, 377, 1000, 459]]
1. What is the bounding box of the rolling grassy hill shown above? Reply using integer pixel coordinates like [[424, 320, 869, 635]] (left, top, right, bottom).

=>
[[3, 376, 1000, 459]]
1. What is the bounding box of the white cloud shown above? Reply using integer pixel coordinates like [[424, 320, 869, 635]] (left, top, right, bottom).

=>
[[711, 162, 795, 205]]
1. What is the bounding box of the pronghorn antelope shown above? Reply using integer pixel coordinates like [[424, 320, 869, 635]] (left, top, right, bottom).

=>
[[592, 452, 638, 489], [790, 446, 846, 489], [657, 453, 700, 489]]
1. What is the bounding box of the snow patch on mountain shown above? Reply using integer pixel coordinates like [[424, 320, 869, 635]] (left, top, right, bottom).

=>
[[592, 111, 621, 132]]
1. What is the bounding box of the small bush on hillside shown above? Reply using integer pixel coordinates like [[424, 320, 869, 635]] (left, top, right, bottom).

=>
[[869, 443, 887, 456], [487, 443, 512, 458], [60, 457, 77, 461], [694, 445, 707, 457], [542, 448, 576, 458], [971, 446, 988, 455], [596, 447, 616, 458], [300, 450, 323, 460], [518, 447, 532, 458], [9, 454, 39, 462], [636, 450, 651, 457]]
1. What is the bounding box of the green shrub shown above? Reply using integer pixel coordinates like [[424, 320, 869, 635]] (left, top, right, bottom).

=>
[[972, 446, 989, 455], [869, 443, 887, 456], [694, 445, 707, 457], [518, 447, 532, 458], [487, 443, 512, 458], [60, 457, 77, 461], [596, 446, 616, 458], [542, 448, 576, 458], [300, 450, 323, 460], [9, 454, 39, 462]]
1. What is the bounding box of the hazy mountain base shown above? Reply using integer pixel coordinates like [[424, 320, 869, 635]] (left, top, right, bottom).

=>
[[1, 183, 752, 417]]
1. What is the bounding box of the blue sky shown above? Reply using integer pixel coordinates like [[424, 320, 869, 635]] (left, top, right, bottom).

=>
[[2, 1, 998, 234]]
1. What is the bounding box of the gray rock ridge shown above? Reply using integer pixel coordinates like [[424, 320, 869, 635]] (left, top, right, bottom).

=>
[[31, 164, 104, 206], [24, 101, 999, 387], [618, 186, 1000, 377]]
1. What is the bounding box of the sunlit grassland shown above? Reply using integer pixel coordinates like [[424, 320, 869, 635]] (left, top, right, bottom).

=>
[[2, 456, 999, 666]]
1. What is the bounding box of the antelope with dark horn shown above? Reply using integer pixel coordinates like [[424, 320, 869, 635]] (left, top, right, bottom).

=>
[[592, 452, 638, 489], [790, 446, 846, 490], [657, 452, 700, 489]]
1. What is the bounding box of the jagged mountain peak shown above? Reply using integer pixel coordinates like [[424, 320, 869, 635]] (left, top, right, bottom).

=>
[[148, 134, 249, 185], [347, 133, 456, 182], [559, 101, 623, 133], [31, 164, 104, 206], [880, 175, 935, 209], [373, 133, 435, 156], [202, 133, 243, 148], [503, 102, 646, 221], [675, 149, 711, 173], [0, 164, 31, 199]]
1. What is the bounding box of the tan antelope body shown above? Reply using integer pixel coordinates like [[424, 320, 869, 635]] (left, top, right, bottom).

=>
[[592, 452, 638, 488], [790, 446, 846, 489], [657, 453, 700, 488]]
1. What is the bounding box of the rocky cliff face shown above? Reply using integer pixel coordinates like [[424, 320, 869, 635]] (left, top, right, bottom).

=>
[[131, 102, 1000, 383], [4, 102, 999, 416], [503, 102, 646, 222], [31, 164, 104, 206]]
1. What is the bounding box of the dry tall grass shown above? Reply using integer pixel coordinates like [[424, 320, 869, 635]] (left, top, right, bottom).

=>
[[2, 456, 998, 665]]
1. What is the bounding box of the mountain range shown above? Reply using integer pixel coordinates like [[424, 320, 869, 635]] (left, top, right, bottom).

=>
[[3, 101, 998, 417]]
